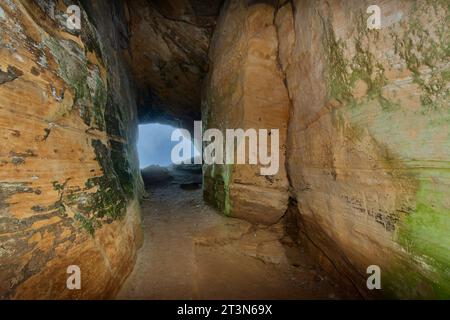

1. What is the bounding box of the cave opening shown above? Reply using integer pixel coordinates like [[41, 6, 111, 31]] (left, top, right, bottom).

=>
[[137, 122, 202, 189], [137, 123, 179, 168]]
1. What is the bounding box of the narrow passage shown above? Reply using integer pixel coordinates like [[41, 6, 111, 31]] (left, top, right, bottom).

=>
[[118, 166, 352, 299]]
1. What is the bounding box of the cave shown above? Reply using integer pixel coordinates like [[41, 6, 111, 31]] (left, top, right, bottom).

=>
[[0, 0, 449, 301]]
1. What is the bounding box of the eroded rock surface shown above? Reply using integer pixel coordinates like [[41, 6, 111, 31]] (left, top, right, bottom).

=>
[[203, 0, 290, 225], [0, 0, 143, 299], [203, 0, 449, 298], [0, 0, 448, 300], [125, 0, 224, 128], [276, 0, 449, 298]]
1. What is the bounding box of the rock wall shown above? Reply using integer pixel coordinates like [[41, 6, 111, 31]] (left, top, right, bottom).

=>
[[205, 0, 449, 298], [277, 0, 449, 299], [1, 0, 448, 300], [124, 0, 224, 129], [202, 0, 290, 225], [0, 0, 143, 299]]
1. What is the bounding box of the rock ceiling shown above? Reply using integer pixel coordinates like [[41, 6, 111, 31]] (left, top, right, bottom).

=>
[[124, 0, 224, 128]]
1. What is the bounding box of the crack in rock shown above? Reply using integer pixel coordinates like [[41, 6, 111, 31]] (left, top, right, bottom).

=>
[[0, 65, 23, 84]]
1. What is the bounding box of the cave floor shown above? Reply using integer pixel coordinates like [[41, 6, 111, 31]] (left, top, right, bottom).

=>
[[117, 166, 352, 299]]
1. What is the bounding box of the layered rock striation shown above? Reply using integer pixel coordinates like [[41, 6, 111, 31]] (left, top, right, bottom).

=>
[[204, 0, 449, 298], [202, 0, 290, 225], [124, 0, 224, 129], [0, 0, 143, 299]]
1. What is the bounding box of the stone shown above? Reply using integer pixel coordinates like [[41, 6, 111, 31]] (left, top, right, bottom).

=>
[[0, 0, 143, 299], [124, 0, 224, 129], [276, 0, 450, 299], [0, 0, 448, 300], [202, 0, 290, 225]]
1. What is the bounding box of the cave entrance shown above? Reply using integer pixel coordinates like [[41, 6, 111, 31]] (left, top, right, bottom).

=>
[[137, 123, 202, 189], [137, 123, 178, 168]]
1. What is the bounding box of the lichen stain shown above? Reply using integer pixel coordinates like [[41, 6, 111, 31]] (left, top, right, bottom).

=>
[[320, 0, 450, 298]]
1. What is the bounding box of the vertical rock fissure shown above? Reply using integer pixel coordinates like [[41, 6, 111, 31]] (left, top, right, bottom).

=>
[[274, 1, 365, 298], [284, 198, 365, 298]]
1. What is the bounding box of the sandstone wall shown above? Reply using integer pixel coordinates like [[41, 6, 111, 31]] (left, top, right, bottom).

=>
[[205, 0, 449, 298], [276, 0, 449, 298], [124, 0, 223, 130], [202, 0, 290, 225], [0, 0, 143, 299]]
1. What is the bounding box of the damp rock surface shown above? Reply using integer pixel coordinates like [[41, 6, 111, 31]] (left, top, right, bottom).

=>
[[202, 0, 290, 225], [0, 0, 448, 300], [277, 0, 450, 298], [203, 0, 450, 299], [0, 0, 143, 299]]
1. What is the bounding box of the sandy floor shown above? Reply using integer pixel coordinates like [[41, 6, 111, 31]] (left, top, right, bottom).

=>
[[117, 166, 353, 299]]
